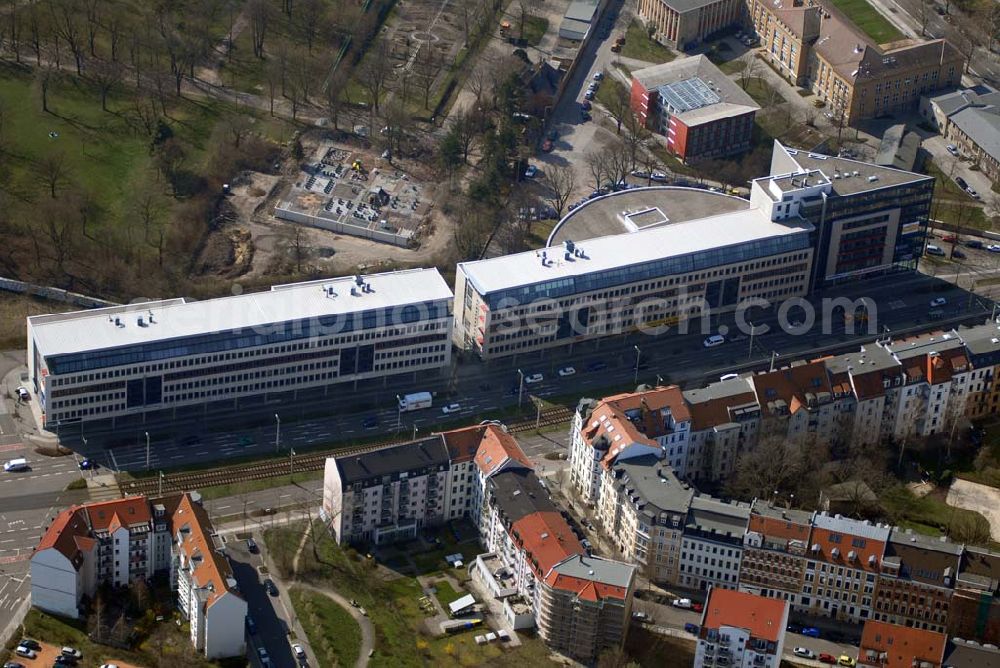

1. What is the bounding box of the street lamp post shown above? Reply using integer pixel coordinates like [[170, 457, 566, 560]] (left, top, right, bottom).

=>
[[274, 413, 281, 453], [145, 431, 150, 470], [159, 471, 164, 497], [633, 345, 641, 385], [517, 369, 525, 409], [412, 424, 418, 440], [396, 395, 402, 430], [656, 374, 663, 387], [770, 351, 779, 372], [748, 322, 756, 361], [290, 448, 295, 478]]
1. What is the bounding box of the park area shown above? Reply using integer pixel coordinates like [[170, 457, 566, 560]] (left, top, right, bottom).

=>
[[265, 520, 558, 668]]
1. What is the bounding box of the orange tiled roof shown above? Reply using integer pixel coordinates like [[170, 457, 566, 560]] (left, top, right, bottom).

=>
[[581, 386, 689, 469], [809, 525, 885, 572], [474, 424, 532, 476], [84, 496, 151, 532], [34, 506, 92, 569], [511, 510, 583, 578], [859, 620, 946, 668], [171, 493, 241, 609], [703, 588, 787, 643], [748, 511, 812, 543], [752, 361, 832, 417], [543, 571, 628, 602]]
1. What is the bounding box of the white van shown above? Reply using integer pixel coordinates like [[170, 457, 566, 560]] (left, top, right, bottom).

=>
[[703, 334, 726, 348], [3, 458, 29, 472]]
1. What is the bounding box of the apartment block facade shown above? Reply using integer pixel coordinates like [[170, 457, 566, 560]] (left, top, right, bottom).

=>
[[872, 530, 961, 633], [679, 496, 751, 592], [695, 588, 789, 668], [739, 504, 814, 608]]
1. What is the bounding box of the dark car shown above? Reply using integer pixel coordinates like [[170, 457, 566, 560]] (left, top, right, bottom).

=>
[[952, 249, 966, 259], [956, 176, 968, 190], [264, 578, 279, 596], [966, 239, 984, 249], [246, 615, 257, 635], [802, 626, 821, 638], [361, 416, 378, 429], [247, 538, 259, 554], [586, 360, 608, 372], [4, 661, 25, 668], [684, 623, 699, 634], [53, 657, 77, 667], [19, 640, 41, 651], [581, 100, 592, 111], [78, 459, 97, 470], [787, 623, 802, 634]]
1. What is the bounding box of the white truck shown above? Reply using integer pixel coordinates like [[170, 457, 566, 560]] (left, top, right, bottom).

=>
[[398, 392, 433, 412]]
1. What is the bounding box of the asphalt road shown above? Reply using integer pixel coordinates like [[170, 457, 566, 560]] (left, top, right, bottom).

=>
[[44, 272, 990, 473]]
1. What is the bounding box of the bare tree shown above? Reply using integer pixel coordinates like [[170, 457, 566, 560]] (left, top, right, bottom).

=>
[[585, 150, 608, 192], [89, 59, 122, 112], [604, 86, 632, 134], [543, 164, 576, 218], [36, 151, 70, 199], [48, 0, 87, 75], [34, 65, 54, 113], [248, 0, 270, 59], [737, 52, 760, 90], [359, 42, 391, 113], [915, 0, 931, 37]]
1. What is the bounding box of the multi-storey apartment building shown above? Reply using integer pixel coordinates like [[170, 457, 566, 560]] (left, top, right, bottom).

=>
[[803, 513, 888, 623], [569, 386, 691, 506], [948, 546, 1000, 643], [597, 453, 693, 584], [884, 332, 971, 439], [682, 376, 761, 482], [955, 323, 1000, 420], [749, 360, 840, 447], [629, 56, 759, 161], [858, 620, 947, 668], [695, 588, 789, 668], [679, 496, 751, 592], [873, 529, 961, 633], [28, 269, 453, 430], [821, 346, 905, 448], [322, 436, 451, 545], [637, 0, 742, 49], [31, 494, 245, 659], [747, 0, 964, 125], [739, 503, 814, 609]]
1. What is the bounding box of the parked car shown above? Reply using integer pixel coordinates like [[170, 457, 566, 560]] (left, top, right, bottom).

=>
[[359, 606, 368, 616], [581, 100, 592, 110], [819, 654, 837, 664], [584, 90, 595, 100], [99, 664, 120, 668], [257, 647, 271, 667], [988, 244, 1000, 253], [838, 656, 856, 667], [14, 386, 28, 402], [967, 187, 980, 199], [952, 249, 966, 259], [802, 627, 821, 638], [581, 110, 591, 121], [586, 360, 608, 372], [794, 647, 817, 659], [925, 244, 945, 256], [692, 602, 703, 612], [684, 623, 699, 634], [264, 578, 279, 596], [291, 643, 306, 659], [671, 597, 693, 609], [53, 658, 77, 668], [524, 373, 544, 384], [632, 611, 650, 622], [650, 171, 668, 182], [12, 648, 34, 660], [247, 537, 259, 553], [361, 416, 378, 429], [942, 234, 958, 242], [523, 165, 538, 178], [246, 615, 257, 635], [441, 403, 462, 415], [558, 366, 576, 377], [946, 144, 959, 156], [4, 662, 25, 668], [955, 176, 968, 190], [966, 239, 984, 249], [19, 640, 40, 652]]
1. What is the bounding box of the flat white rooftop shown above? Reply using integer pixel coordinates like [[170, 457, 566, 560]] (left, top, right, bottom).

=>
[[459, 209, 813, 296], [30, 268, 453, 357]]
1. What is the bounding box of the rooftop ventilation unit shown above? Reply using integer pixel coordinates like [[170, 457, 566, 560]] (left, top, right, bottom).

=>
[[867, 175, 879, 182]]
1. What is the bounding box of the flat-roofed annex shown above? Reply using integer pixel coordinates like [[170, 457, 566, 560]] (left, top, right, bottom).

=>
[[29, 268, 453, 357]]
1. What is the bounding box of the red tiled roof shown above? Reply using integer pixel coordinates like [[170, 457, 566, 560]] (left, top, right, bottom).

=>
[[859, 620, 946, 668], [752, 362, 832, 417], [84, 496, 151, 532], [581, 386, 689, 469], [809, 526, 885, 572], [543, 571, 628, 602], [748, 511, 812, 544], [511, 510, 583, 578], [687, 391, 760, 431], [34, 506, 92, 569], [474, 425, 532, 476], [439, 424, 486, 463], [702, 588, 787, 643]]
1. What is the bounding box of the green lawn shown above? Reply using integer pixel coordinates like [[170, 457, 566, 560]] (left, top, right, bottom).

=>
[[291, 587, 362, 668], [265, 521, 561, 667], [743, 77, 781, 106], [620, 20, 676, 64], [431, 579, 467, 607], [522, 16, 550, 46], [827, 0, 904, 43]]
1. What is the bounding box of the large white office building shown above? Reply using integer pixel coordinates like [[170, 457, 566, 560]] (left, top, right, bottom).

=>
[[27, 269, 453, 429]]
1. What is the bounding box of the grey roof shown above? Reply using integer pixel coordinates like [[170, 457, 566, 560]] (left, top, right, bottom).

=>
[[874, 124, 921, 171], [780, 144, 932, 197], [958, 322, 1000, 355], [632, 56, 759, 127], [552, 553, 636, 589], [927, 85, 1000, 117], [682, 376, 755, 405], [812, 512, 891, 541], [944, 639, 1000, 668], [750, 501, 814, 525], [823, 345, 901, 376], [548, 186, 750, 246], [559, 18, 590, 41], [656, 0, 730, 12], [950, 106, 1000, 164], [612, 454, 694, 517], [335, 436, 449, 484], [686, 496, 751, 538], [489, 467, 561, 525], [887, 331, 965, 360], [564, 0, 598, 22]]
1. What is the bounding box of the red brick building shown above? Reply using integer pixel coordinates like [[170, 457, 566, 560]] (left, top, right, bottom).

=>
[[629, 55, 759, 163]]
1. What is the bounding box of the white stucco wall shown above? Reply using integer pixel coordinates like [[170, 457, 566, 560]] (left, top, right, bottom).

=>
[[30, 549, 81, 619], [204, 592, 248, 659]]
